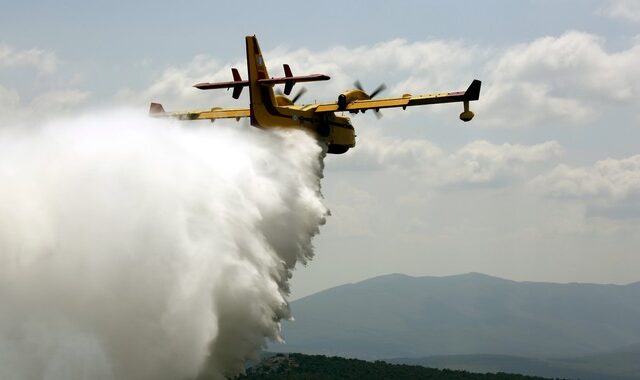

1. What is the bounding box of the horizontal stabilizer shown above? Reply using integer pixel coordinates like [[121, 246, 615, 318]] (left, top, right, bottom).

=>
[[258, 74, 330, 86], [193, 67, 329, 98], [193, 67, 250, 94], [193, 80, 249, 90]]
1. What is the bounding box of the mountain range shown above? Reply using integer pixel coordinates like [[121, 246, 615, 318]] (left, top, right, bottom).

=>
[[269, 273, 640, 379]]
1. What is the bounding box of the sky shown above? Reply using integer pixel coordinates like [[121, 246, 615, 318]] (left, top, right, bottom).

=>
[[1, 0, 640, 299]]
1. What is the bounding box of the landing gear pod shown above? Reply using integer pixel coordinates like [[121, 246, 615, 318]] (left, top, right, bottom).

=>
[[460, 101, 474, 122]]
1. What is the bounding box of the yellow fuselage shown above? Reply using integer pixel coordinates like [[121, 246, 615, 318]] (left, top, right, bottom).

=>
[[246, 36, 355, 154], [248, 91, 355, 154]]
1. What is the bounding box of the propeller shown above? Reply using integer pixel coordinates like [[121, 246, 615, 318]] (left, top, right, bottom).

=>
[[276, 87, 307, 104], [354, 81, 387, 98], [291, 87, 307, 103], [354, 80, 387, 117]]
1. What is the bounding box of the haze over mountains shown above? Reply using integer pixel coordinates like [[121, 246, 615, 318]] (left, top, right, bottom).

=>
[[270, 273, 640, 379], [389, 347, 640, 380]]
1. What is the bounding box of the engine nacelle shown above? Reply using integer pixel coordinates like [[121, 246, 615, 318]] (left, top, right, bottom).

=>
[[337, 89, 369, 110], [337, 93, 348, 109], [275, 95, 293, 106]]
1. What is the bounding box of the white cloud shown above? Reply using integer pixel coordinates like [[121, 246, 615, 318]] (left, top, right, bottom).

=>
[[129, 32, 640, 130], [0, 44, 59, 74], [0, 44, 90, 124], [0, 85, 21, 115], [119, 38, 479, 113], [321, 182, 378, 238], [600, 0, 640, 22], [0, 86, 90, 125], [333, 130, 563, 188], [272, 38, 479, 94], [115, 54, 228, 110], [477, 31, 640, 127], [446, 140, 564, 185], [532, 154, 640, 203], [30, 90, 91, 113], [338, 130, 445, 171]]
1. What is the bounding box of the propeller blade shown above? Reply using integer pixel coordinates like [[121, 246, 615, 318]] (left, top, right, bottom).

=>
[[291, 87, 307, 103], [374, 109, 383, 119], [370, 83, 387, 98], [354, 80, 386, 99]]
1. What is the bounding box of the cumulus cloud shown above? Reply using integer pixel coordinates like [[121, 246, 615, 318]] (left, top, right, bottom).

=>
[[0, 44, 59, 74], [600, 0, 640, 22], [126, 31, 640, 130], [0, 45, 89, 124], [30, 90, 91, 114], [478, 31, 640, 127], [270, 38, 479, 95], [445, 140, 564, 185], [532, 154, 640, 203], [115, 55, 231, 110], [334, 130, 563, 188], [5, 30, 638, 131], [0, 87, 91, 125], [0, 85, 21, 116], [118, 38, 480, 113]]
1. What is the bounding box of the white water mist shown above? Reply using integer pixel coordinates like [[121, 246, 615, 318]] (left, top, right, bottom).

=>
[[0, 110, 327, 379]]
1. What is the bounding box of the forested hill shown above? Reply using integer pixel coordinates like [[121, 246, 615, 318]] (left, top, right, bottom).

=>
[[235, 353, 566, 380]]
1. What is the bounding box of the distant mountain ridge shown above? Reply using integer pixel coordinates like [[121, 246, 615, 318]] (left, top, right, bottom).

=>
[[272, 272, 640, 360], [389, 349, 640, 380]]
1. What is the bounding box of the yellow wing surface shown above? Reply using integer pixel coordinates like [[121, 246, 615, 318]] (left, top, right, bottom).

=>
[[149, 103, 249, 121], [149, 79, 481, 122], [314, 80, 481, 114]]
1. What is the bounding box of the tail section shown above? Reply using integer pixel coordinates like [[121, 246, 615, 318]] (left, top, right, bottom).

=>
[[245, 35, 277, 127], [149, 102, 165, 115]]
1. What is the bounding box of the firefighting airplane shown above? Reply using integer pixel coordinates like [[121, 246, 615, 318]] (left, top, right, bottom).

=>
[[150, 35, 481, 154]]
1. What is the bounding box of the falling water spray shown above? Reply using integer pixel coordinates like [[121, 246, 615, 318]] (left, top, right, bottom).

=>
[[0, 109, 327, 379]]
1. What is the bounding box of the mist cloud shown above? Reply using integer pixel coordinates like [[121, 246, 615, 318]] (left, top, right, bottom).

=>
[[0, 110, 327, 379]]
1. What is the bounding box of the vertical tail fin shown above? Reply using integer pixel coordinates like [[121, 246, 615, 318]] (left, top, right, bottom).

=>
[[245, 35, 277, 126], [149, 102, 165, 115]]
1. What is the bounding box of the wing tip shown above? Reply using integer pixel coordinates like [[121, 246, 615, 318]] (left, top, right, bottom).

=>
[[465, 79, 482, 101]]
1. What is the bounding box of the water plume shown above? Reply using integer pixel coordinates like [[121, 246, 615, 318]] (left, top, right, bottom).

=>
[[0, 109, 327, 379]]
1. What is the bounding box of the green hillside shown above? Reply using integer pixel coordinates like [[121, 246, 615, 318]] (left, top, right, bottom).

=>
[[236, 353, 564, 380]]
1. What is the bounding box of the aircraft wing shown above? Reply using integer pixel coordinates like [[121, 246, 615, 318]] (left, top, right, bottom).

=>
[[314, 80, 481, 113], [149, 103, 250, 121]]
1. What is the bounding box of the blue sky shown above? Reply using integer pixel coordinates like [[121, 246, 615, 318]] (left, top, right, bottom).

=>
[[2, 0, 640, 298]]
